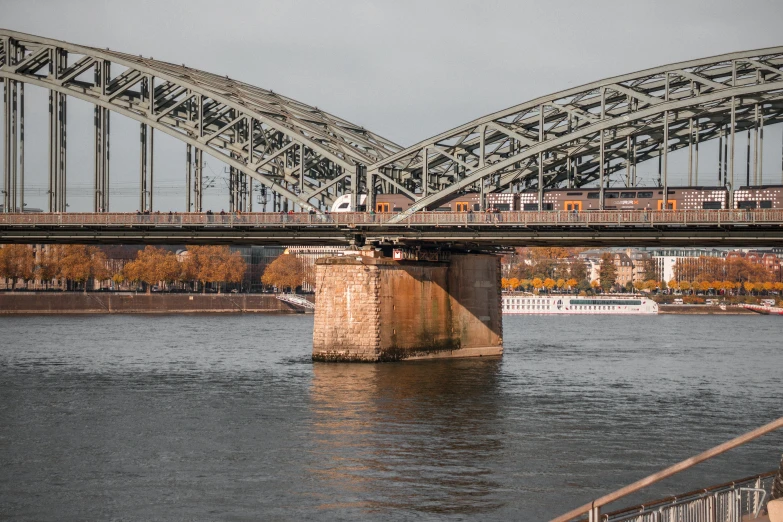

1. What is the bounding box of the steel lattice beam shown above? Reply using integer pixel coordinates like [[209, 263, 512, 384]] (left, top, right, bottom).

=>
[[0, 29, 402, 212], [370, 46, 783, 221]]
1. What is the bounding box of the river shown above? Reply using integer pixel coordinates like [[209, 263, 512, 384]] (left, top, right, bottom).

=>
[[0, 314, 781, 521]]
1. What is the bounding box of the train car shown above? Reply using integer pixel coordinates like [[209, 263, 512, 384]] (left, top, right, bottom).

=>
[[331, 194, 367, 212], [333, 192, 519, 213], [372, 194, 417, 213], [331, 184, 781, 213], [423, 193, 516, 212], [519, 187, 728, 211], [733, 185, 783, 209]]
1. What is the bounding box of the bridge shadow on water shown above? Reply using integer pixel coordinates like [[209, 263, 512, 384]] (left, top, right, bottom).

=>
[[308, 357, 505, 517]]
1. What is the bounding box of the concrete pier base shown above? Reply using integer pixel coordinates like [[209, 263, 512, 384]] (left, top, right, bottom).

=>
[[312, 253, 503, 362]]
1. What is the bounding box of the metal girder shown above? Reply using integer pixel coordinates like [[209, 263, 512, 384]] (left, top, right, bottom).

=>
[[0, 29, 402, 211], [372, 46, 783, 221]]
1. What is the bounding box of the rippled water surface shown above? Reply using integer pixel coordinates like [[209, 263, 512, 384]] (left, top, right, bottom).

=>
[[0, 313, 781, 521]]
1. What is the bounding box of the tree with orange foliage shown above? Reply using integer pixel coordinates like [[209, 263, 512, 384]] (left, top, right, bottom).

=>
[[0, 244, 35, 290], [58, 245, 109, 292], [181, 245, 244, 293], [36, 245, 63, 290], [214, 249, 247, 293], [262, 253, 307, 292], [123, 246, 182, 293], [531, 277, 543, 293], [599, 253, 617, 292], [543, 278, 556, 293]]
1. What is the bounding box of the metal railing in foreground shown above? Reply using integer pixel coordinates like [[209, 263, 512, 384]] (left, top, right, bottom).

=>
[[1, 209, 783, 227], [550, 416, 783, 522], [595, 472, 775, 522]]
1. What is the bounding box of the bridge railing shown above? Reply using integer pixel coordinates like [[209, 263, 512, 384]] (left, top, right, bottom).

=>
[[1, 209, 783, 226]]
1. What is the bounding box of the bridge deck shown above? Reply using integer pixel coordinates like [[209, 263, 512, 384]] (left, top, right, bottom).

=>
[[1, 210, 783, 247]]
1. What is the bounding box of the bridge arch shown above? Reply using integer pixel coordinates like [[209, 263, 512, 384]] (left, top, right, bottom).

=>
[[371, 46, 783, 219], [0, 29, 401, 212]]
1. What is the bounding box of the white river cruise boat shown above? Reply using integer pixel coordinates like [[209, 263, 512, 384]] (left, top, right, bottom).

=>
[[502, 293, 658, 315]]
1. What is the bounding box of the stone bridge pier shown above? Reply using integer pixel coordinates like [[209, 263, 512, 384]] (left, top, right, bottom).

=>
[[312, 251, 503, 362]]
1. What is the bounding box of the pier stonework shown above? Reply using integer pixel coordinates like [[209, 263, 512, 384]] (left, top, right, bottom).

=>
[[312, 253, 503, 362]]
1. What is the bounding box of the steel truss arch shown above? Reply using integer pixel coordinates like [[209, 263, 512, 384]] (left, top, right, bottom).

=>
[[372, 46, 783, 220], [0, 29, 401, 212]]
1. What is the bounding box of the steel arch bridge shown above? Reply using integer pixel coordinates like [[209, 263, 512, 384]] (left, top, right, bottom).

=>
[[365, 46, 783, 221], [1, 29, 783, 221], [0, 29, 401, 214]]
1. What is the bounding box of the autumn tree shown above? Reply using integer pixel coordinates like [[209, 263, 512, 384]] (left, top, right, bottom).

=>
[[123, 246, 182, 293], [599, 253, 617, 292], [531, 277, 543, 293], [261, 253, 307, 292], [36, 245, 63, 290], [181, 245, 244, 293], [58, 245, 109, 292], [543, 278, 556, 293], [0, 244, 36, 290], [214, 249, 247, 293], [569, 258, 588, 285], [641, 257, 659, 282]]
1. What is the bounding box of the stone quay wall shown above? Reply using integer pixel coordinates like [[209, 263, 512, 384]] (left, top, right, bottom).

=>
[[0, 293, 310, 314], [312, 254, 503, 362]]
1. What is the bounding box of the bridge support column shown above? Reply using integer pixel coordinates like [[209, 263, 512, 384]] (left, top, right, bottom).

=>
[[313, 253, 503, 362], [194, 147, 203, 212], [3, 78, 14, 212], [94, 63, 110, 212], [48, 89, 67, 212]]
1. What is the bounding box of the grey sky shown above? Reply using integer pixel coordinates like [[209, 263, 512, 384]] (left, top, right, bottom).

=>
[[2, 0, 783, 211]]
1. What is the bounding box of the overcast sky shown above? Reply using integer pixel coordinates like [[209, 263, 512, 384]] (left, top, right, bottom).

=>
[[2, 0, 783, 211]]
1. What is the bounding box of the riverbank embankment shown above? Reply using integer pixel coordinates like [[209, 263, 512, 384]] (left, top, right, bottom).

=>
[[657, 304, 757, 315], [0, 293, 314, 314]]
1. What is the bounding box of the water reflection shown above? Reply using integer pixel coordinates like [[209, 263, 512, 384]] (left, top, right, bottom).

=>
[[308, 357, 505, 516]]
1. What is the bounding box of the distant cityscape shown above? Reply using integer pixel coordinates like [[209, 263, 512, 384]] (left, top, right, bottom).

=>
[[501, 246, 782, 297]]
